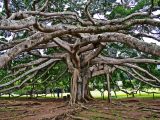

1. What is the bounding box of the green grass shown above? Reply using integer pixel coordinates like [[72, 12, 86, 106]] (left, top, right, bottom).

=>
[[75, 113, 114, 120], [117, 117, 122, 120], [9, 113, 17, 117], [1, 89, 160, 100], [0, 107, 8, 110], [90, 89, 160, 100]]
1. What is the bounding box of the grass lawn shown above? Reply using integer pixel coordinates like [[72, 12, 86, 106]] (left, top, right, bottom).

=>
[[91, 89, 160, 99], [1, 89, 160, 100]]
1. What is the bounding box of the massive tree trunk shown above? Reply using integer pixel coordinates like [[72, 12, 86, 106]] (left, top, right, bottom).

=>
[[69, 67, 93, 105], [68, 59, 116, 105], [70, 69, 81, 104]]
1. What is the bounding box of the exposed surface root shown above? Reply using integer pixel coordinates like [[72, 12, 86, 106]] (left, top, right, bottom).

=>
[[40, 108, 83, 120], [141, 108, 160, 113], [1, 97, 160, 120], [49, 102, 68, 112], [83, 98, 89, 103], [111, 100, 126, 107], [67, 101, 89, 110], [67, 115, 88, 120]]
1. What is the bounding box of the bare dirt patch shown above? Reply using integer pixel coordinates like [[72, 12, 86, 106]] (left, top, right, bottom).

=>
[[0, 97, 160, 120], [0, 97, 74, 120]]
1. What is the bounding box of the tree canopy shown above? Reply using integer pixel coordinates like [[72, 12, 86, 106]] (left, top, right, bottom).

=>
[[0, 0, 160, 104]]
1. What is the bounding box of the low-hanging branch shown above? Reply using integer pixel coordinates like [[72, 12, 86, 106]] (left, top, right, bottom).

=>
[[0, 67, 27, 83], [0, 59, 57, 88], [114, 65, 160, 88], [0, 70, 39, 93], [26, 61, 58, 85], [109, 74, 140, 95], [121, 63, 160, 83]]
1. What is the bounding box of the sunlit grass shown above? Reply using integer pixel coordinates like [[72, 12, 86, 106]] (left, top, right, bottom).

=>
[[92, 91, 160, 100], [1, 89, 160, 100], [90, 89, 160, 100]]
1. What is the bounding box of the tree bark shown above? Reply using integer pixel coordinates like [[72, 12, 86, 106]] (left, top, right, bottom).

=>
[[70, 68, 92, 105], [70, 69, 83, 105], [106, 73, 111, 103], [84, 81, 93, 101]]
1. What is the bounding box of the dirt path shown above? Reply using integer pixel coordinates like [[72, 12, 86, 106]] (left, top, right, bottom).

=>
[[0, 97, 160, 120]]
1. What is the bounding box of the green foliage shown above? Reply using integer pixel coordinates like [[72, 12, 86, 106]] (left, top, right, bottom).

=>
[[24, 0, 29, 4]]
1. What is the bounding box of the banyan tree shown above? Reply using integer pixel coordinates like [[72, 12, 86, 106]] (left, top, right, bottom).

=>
[[1, 0, 160, 105]]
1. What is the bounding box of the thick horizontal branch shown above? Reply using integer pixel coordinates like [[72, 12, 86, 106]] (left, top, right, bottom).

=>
[[0, 32, 45, 51], [97, 55, 160, 65], [8, 13, 29, 20], [96, 12, 150, 25], [0, 40, 57, 51], [0, 16, 36, 30], [10, 58, 49, 69], [39, 15, 76, 21], [14, 9, 154, 26], [91, 65, 115, 78], [22, 11, 92, 26], [32, 42, 58, 49], [32, 19, 160, 34], [1, 19, 160, 69], [80, 32, 160, 57], [78, 44, 94, 54], [28, 51, 65, 59]]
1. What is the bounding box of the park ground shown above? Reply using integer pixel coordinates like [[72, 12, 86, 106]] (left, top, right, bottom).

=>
[[1, 90, 160, 120]]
